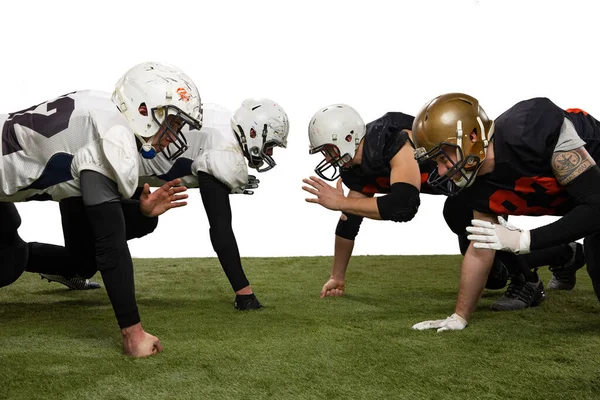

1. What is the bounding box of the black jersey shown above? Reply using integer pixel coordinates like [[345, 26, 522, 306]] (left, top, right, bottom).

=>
[[457, 97, 600, 216], [340, 112, 435, 194]]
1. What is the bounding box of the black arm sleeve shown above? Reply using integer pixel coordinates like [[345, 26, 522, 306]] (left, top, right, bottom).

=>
[[120, 199, 158, 240], [335, 212, 364, 241], [197, 171, 249, 291], [531, 166, 600, 249], [81, 171, 140, 329]]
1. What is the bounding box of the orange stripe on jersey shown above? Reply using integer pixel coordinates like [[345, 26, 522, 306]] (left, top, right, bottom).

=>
[[361, 184, 379, 194], [566, 108, 589, 116]]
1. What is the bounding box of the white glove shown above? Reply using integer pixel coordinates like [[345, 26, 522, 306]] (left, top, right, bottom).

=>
[[465, 216, 531, 255], [412, 313, 468, 332]]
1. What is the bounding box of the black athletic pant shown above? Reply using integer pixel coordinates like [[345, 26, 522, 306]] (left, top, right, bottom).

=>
[[58, 195, 158, 279], [443, 196, 573, 280], [0, 197, 157, 287], [584, 233, 600, 301], [0, 203, 29, 287]]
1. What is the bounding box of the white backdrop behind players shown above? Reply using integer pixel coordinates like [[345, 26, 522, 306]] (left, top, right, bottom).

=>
[[1, 0, 595, 257]]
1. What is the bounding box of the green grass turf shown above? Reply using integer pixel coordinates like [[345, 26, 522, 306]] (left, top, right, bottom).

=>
[[1, 255, 599, 400]]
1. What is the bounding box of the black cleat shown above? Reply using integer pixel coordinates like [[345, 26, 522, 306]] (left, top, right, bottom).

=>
[[234, 293, 264, 311], [491, 274, 546, 311], [40, 274, 101, 290], [547, 243, 585, 291]]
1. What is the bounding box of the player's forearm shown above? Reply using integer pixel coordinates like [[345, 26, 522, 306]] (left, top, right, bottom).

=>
[[331, 235, 355, 280], [531, 166, 600, 249], [339, 197, 382, 220], [340, 183, 420, 223], [455, 243, 495, 322], [85, 202, 140, 329]]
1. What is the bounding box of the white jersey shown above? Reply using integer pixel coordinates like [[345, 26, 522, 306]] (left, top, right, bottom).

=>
[[138, 103, 248, 191], [0, 90, 139, 202]]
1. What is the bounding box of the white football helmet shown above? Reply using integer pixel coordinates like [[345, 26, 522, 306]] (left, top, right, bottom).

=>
[[112, 61, 203, 160], [308, 104, 366, 180], [231, 98, 289, 172]]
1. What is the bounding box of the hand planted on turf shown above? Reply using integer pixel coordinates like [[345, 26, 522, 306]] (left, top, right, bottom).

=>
[[412, 313, 468, 332], [140, 178, 188, 217], [303, 176, 346, 211], [122, 323, 164, 358], [321, 278, 346, 298], [466, 216, 531, 255]]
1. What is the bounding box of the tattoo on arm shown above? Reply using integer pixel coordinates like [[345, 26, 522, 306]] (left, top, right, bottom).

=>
[[552, 147, 596, 185]]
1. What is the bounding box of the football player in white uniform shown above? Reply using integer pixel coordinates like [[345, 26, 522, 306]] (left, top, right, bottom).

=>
[[0, 61, 202, 357], [136, 98, 289, 310]]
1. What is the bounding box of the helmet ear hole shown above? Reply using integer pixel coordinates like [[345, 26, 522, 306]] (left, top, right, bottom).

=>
[[345, 134, 353, 142], [470, 128, 478, 142], [138, 103, 148, 116]]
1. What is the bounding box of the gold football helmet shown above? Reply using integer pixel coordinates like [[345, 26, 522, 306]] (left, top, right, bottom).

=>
[[412, 93, 494, 194]]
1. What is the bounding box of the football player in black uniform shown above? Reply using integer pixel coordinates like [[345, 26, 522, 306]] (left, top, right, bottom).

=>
[[412, 93, 597, 332], [302, 104, 422, 297], [303, 104, 541, 298], [303, 103, 578, 306]]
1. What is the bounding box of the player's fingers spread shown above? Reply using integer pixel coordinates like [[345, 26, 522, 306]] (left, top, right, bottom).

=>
[[310, 176, 325, 186], [171, 194, 188, 201], [302, 186, 318, 195], [171, 186, 187, 193]]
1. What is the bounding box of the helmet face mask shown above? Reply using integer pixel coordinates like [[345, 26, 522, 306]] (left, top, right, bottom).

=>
[[422, 143, 478, 195], [112, 62, 203, 161], [412, 93, 494, 195], [308, 104, 365, 181], [152, 105, 202, 160], [244, 134, 280, 172], [231, 98, 289, 173], [309, 143, 351, 181]]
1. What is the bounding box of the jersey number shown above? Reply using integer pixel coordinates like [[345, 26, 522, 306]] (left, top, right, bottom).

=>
[[2, 93, 76, 156], [488, 176, 567, 215]]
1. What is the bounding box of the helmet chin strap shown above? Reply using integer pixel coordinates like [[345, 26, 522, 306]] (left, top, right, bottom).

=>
[[136, 133, 157, 159], [454, 171, 474, 188]]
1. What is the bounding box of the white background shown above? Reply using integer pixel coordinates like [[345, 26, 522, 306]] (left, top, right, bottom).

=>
[[1, 0, 598, 258]]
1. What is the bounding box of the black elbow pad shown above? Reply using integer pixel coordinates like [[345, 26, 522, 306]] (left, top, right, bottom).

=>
[[335, 213, 364, 240], [376, 182, 420, 222]]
